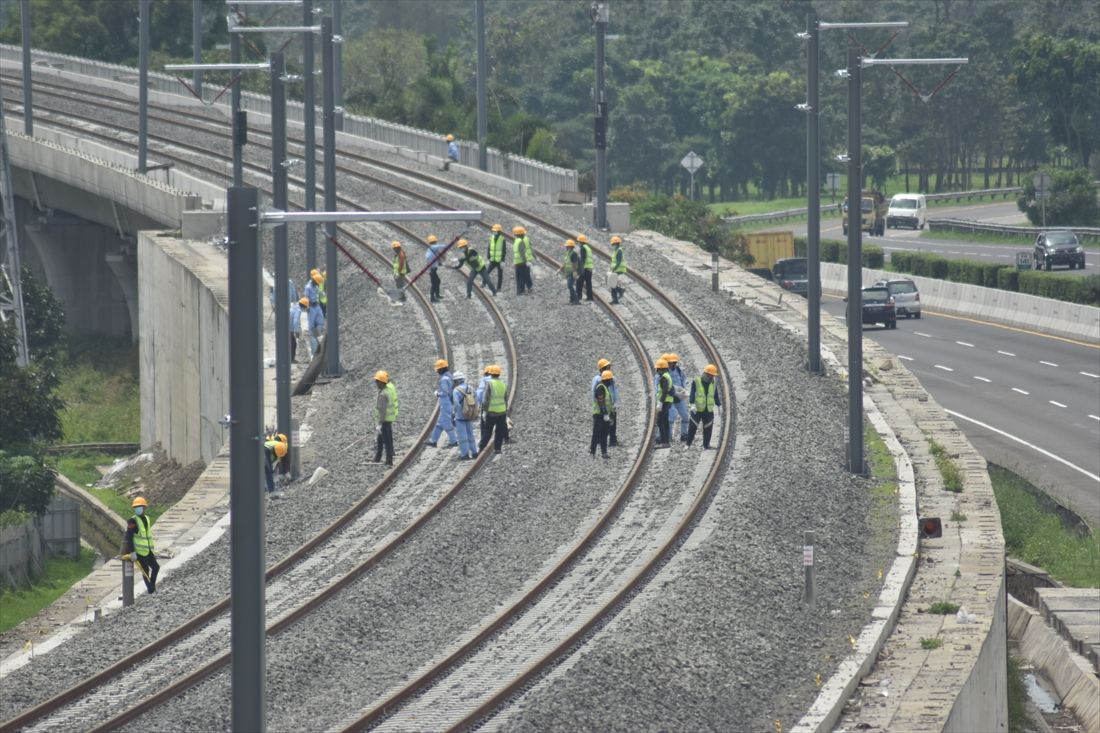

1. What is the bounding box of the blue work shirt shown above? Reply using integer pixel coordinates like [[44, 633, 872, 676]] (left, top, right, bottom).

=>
[[591, 373, 619, 404], [304, 280, 320, 306], [289, 304, 303, 334], [438, 372, 454, 413], [447, 141, 460, 162], [427, 243, 447, 269], [452, 383, 473, 420]]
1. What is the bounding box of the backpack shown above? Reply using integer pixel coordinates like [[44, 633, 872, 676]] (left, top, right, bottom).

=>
[[460, 385, 479, 421]]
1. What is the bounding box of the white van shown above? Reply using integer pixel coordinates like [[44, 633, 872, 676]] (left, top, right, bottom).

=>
[[886, 193, 928, 230]]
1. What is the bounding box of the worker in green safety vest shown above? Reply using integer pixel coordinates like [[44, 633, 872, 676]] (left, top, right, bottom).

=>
[[590, 369, 615, 458], [372, 370, 399, 467], [512, 225, 534, 295], [686, 363, 722, 449], [477, 364, 509, 455], [654, 357, 675, 449], [487, 224, 506, 292], [124, 496, 159, 594], [609, 235, 627, 304], [391, 240, 409, 290], [577, 234, 594, 301]]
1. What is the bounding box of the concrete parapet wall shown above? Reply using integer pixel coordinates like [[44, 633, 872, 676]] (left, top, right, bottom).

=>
[[820, 262, 1099, 343], [53, 474, 127, 560], [138, 234, 229, 466]]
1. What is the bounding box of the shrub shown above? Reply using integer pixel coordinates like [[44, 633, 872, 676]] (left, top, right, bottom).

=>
[[0, 451, 56, 516], [864, 246, 884, 269], [997, 267, 1019, 291], [1017, 167, 1100, 227], [928, 601, 960, 614]]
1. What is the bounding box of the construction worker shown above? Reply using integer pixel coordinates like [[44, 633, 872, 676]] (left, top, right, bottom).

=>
[[558, 239, 581, 304], [512, 225, 533, 295], [392, 240, 409, 290], [454, 239, 497, 298], [446, 133, 459, 163], [687, 364, 721, 449], [303, 272, 325, 353], [478, 364, 509, 455], [655, 357, 674, 448], [428, 358, 460, 448], [592, 358, 619, 446], [577, 234, 595, 301], [609, 235, 626, 304], [666, 353, 690, 444], [372, 370, 399, 467], [269, 277, 298, 317], [290, 297, 309, 362], [476, 365, 493, 446], [263, 434, 288, 493], [591, 369, 615, 458], [309, 268, 327, 316], [487, 224, 506, 292], [426, 234, 447, 303], [452, 371, 479, 460], [123, 496, 160, 594]]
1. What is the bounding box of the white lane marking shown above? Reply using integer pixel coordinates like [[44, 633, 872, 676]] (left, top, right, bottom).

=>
[[1090, 415, 1100, 422], [945, 409, 1100, 483], [1049, 401, 1067, 408], [1081, 371, 1099, 379], [898, 355, 914, 361], [956, 341, 975, 347], [914, 331, 933, 338], [934, 364, 954, 372], [1012, 387, 1029, 395], [997, 350, 1016, 357], [1040, 361, 1059, 367], [974, 376, 991, 383]]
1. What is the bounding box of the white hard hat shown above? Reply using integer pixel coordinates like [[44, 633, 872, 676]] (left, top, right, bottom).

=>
[[452, 371, 466, 382]]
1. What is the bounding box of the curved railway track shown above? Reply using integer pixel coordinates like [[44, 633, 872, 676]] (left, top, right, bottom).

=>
[[2, 75, 740, 730]]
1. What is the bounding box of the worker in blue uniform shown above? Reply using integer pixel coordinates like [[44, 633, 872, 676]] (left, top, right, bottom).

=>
[[428, 358, 459, 448], [452, 371, 479, 460]]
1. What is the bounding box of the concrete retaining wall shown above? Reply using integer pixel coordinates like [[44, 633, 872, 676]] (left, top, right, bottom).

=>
[[0, 521, 44, 589], [820, 263, 1099, 343], [53, 475, 127, 560], [138, 234, 229, 467]]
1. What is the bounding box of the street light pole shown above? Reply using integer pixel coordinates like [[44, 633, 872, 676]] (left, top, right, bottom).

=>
[[845, 47, 864, 475]]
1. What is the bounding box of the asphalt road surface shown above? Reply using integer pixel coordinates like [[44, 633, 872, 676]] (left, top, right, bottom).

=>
[[821, 294, 1100, 527]]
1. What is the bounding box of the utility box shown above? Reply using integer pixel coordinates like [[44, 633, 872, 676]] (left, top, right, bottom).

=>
[[744, 231, 796, 273]]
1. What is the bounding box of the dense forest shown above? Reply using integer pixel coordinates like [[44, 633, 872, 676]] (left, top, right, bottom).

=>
[[2, 0, 1098, 202]]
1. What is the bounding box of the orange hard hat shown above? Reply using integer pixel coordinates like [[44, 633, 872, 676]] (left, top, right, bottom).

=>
[[391, 240, 402, 249], [655, 358, 669, 369], [458, 239, 469, 248], [565, 239, 576, 248], [492, 224, 502, 232], [131, 496, 148, 508], [427, 234, 438, 244], [435, 358, 449, 370], [374, 370, 389, 384], [597, 358, 611, 370], [704, 364, 718, 377], [601, 370, 614, 381]]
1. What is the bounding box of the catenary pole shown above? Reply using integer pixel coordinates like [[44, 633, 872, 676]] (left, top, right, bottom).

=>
[[20, 0, 31, 135], [332, 0, 344, 131], [806, 8, 822, 374], [593, 3, 608, 229], [476, 0, 488, 172], [271, 51, 292, 448], [227, 185, 266, 732], [304, 0, 318, 270], [322, 17, 341, 376], [230, 4, 244, 187], [192, 0, 203, 98], [138, 0, 149, 173]]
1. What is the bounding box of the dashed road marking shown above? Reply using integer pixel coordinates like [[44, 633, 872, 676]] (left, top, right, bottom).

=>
[[998, 350, 1016, 357], [1081, 371, 1099, 379], [898, 355, 914, 361], [974, 376, 991, 383], [945, 409, 1100, 483], [1012, 387, 1029, 395], [1040, 360, 1059, 367], [1050, 401, 1067, 408], [914, 331, 933, 338], [934, 364, 954, 372], [956, 341, 974, 347]]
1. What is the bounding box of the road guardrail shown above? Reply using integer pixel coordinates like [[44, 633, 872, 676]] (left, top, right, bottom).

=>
[[929, 218, 1100, 244]]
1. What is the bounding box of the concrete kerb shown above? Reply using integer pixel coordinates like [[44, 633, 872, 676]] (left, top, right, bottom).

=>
[[629, 230, 1005, 731]]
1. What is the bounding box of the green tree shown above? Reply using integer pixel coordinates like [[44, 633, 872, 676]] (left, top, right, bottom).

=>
[[1017, 168, 1100, 226], [0, 451, 55, 516]]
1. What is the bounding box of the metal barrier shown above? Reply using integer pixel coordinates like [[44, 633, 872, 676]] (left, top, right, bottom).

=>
[[928, 218, 1100, 244], [0, 45, 578, 198]]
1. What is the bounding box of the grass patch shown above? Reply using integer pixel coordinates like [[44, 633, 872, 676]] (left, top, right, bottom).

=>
[[950, 509, 968, 522], [928, 439, 963, 492], [920, 637, 943, 650], [0, 547, 96, 633], [920, 228, 1100, 250], [56, 336, 140, 444], [52, 450, 115, 488], [928, 601, 960, 615], [990, 465, 1099, 587]]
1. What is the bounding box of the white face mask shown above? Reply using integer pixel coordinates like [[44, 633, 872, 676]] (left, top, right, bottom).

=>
[[134, 506, 144, 516]]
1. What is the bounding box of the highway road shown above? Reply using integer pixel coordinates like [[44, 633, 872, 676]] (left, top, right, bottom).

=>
[[776, 200, 1100, 274], [821, 295, 1100, 527]]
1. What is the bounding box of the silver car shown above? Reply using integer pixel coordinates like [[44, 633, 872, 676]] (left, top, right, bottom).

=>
[[874, 278, 921, 318]]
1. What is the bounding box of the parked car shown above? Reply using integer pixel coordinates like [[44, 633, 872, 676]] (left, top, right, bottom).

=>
[[886, 193, 928, 230], [846, 286, 897, 329], [873, 278, 921, 318], [772, 257, 808, 297], [1034, 231, 1086, 270]]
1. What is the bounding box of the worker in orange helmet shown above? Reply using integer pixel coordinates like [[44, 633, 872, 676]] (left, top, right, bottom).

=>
[[124, 497, 160, 594]]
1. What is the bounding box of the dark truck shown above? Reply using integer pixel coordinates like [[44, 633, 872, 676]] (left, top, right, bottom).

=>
[[772, 257, 808, 298]]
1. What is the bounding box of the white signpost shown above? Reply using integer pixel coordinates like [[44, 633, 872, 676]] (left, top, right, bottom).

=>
[[681, 151, 704, 200]]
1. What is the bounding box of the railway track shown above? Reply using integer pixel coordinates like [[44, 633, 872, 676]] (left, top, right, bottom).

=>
[[2, 74, 739, 730]]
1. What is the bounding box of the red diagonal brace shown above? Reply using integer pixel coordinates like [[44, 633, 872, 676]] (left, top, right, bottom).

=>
[[323, 232, 384, 288], [405, 234, 462, 288]]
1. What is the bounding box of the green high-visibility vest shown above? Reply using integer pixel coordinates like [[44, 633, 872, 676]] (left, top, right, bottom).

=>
[[489, 234, 505, 263], [611, 247, 626, 274], [264, 439, 281, 467], [564, 250, 577, 274], [465, 249, 485, 272], [374, 382, 399, 423], [393, 252, 409, 277], [317, 280, 327, 305], [693, 377, 716, 412], [659, 371, 675, 403], [592, 382, 612, 415], [131, 514, 154, 556], [513, 235, 530, 265], [581, 243, 594, 271], [487, 378, 507, 414]]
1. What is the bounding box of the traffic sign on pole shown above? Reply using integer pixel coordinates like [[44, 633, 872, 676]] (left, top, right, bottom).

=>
[[681, 151, 704, 200]]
